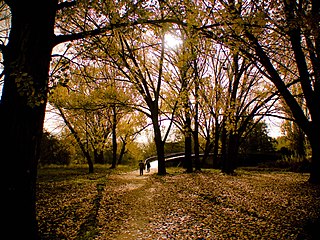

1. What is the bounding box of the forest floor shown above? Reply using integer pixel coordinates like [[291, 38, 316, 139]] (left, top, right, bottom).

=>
[[37, 165, 320, 240]]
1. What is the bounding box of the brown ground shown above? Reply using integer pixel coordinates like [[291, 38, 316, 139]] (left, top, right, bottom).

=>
[[96, 168, 159, 239], [37, 166, 320, 240]]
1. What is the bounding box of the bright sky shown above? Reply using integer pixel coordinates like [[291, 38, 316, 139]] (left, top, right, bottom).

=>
[[44, 104, 65, 135], [265, 116, 283, 138], [164, 33, 182, 49]]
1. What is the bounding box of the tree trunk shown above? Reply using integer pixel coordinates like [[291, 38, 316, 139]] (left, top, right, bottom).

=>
[[184, 116, 193, 173], [111, 104, 117, 169], [155, 133, 166, 175], [222, 133, 239, 174], [213, 123, 221, 168], [153, 117, 166, 175], [201, 136, 213, 166], [156, 139, 166, 175], [0, 2, 57, 239], [308, 126, 320, 184], [220, 122, 227, 171], [194, 77, 201, 171], [193, 130, 201, 171], [309, 144, 320, 184], [118, 137, 127, 165], [193, 110, 201, 171], [293, 123, 306, 158]]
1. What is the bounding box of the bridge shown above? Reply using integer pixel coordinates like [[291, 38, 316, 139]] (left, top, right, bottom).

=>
[[145, 152, 214, 168]]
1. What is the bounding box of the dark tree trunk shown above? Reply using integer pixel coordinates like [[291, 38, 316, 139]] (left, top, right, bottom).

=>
[[293, 123, 306, 158], [222, 133, 239, 174], [193, 130, 201, 171], [0, 1, 57, 239], [307, 125, 320, 184], [201, 136, 213, 166], [111, 105, 117, 169], [194, 76, 201, 171], [154, 129, 166, 175], [220, 122, 227, 171], [309, 142, 320, 184], [87, 153, 94, 173], [213, 123, 220, 168], [118, 137, 127, 165], [152, 116, 166, 175], [156, 139, 166, 175], [184, 113, 193, 173], [193, 110, 201, 171]]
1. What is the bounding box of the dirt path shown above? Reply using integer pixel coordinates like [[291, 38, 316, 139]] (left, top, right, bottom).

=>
[[112, 168, 158, 239], [96, 167, 162, 239]]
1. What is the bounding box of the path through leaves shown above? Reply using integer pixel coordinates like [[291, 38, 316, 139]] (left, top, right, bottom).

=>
[[37, 167, 320, 239]]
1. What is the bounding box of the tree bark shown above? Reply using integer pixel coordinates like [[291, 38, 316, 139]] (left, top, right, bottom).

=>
[[222, 133, 239, 174], [213, 122, 221, 168], [1, 1, 57, 239], [193, 99, 201, 171], [220, 121, 227, 172], [184, 114, 193, 173], [154, 124, 166, 175], [111, 104, 117, 169], [307, 125, 320, 184], [118, 137, 127, 165]]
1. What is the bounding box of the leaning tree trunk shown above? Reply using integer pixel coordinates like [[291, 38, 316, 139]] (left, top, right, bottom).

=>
[[0, 2, 57, 239], [58, 107, 94, 173]]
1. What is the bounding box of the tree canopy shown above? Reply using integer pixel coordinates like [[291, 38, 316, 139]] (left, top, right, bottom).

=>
[[0, 0, 319, 238]]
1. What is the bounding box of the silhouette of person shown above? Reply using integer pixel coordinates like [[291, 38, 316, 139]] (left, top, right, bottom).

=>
[[146, 160, 151, 173], [139, 160, 145, 176]]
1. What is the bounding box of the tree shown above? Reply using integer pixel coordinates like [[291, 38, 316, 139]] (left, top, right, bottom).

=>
[[222, 50, 278, 173], [50, 61, 137, 171], [241, 121, 277, 155], [194, 0, 320, 183], [1, 2, 60, 238], [0, 1, 173, 237], [39, 131, 71, 166], [222, 0, 320, 183], [93, 25, 182, 175], [279, 85, 307, 159]]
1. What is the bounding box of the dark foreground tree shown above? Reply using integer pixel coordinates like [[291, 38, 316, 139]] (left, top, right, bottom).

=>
[[1, 1, 58, 238], [0, 0, 149, 238], [0, 1, 177, 237]]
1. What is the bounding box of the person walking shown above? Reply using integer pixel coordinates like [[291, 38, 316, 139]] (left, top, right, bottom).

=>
[[146, 160, 151, 173], [139, 160, 145, 176]]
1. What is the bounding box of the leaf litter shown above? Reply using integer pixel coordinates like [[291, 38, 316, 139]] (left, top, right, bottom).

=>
[[37, 167, 320, 239]]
